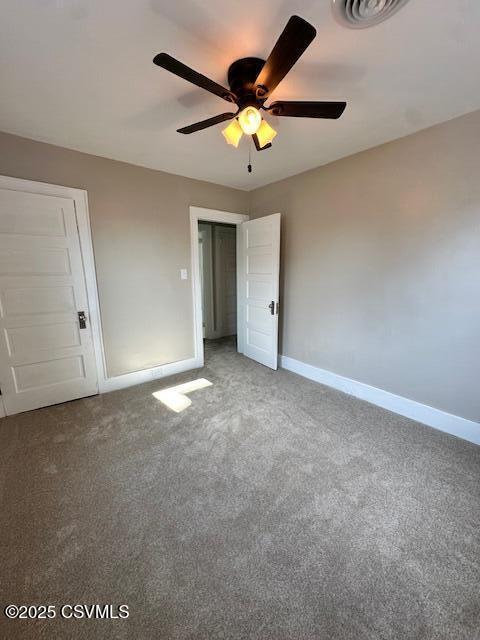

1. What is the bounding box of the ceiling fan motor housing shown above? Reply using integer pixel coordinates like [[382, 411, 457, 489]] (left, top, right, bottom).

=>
[[227, 57, 266, 109]]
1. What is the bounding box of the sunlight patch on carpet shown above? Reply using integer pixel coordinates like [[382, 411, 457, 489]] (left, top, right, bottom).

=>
[[152, 378, 213, 412]]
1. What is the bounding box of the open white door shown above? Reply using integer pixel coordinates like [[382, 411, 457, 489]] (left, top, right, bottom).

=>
[[237, 213, 280, 370]]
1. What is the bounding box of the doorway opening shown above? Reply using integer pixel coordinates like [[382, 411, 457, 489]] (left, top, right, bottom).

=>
[[198, 221, 237, 358], [190, 206, 280, 371], [190, 207, 249, 369]]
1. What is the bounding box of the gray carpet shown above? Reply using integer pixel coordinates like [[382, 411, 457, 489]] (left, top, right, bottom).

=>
[[1, 337, 479, 639]]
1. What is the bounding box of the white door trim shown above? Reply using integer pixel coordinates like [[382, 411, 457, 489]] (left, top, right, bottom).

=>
[[0, 175, 106, 402], [190, 206, 249, 367]]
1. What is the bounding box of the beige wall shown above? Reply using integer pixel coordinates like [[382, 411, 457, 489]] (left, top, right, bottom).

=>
[[2, 111, 479, 421], [0, 131, 248, 377], [250, 110, 480, 422]]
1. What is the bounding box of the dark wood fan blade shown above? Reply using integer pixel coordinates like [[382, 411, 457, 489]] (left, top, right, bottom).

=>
[[177, 112, 235, 134], [153, 53, 236, 103], [252, 134, 272, 151], [254, 16, 316, 99], [267, 101, 347, 119]]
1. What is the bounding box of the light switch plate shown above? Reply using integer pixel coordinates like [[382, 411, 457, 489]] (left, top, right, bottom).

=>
[[180, 269, 188, 280]]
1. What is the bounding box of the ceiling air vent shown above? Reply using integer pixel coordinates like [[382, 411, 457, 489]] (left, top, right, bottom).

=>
[[332, 0, 411, 29]]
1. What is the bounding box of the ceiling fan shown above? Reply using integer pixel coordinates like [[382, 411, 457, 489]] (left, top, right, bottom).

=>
[[153, 15, 346, 152]]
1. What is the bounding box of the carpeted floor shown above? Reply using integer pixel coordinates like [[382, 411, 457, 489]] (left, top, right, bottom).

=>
[[1, 337, 479, 639]]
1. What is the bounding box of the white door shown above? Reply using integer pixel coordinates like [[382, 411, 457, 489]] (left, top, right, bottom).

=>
[[0, 188, 98, 415], [237, 213, 280, 369]]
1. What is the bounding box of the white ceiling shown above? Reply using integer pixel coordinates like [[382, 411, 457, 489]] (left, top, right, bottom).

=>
[[1, 0, 479, 190]]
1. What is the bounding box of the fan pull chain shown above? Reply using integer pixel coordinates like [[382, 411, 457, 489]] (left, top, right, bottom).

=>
[[247, 138, 252, 173]]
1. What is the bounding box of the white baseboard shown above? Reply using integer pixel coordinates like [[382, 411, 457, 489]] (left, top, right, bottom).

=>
[[99, 357, 202, 393], [280, 355, 480, 446]]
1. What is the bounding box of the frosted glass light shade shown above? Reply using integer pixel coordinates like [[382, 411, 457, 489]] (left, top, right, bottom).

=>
[[256, 119, 277, 148], [238, 106, 262, 135], [222, 119, 243, 147]]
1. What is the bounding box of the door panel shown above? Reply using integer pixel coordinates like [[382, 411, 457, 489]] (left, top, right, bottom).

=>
[[0, 190, 68, 237], [247, 252, 272, 275], [0, 284, 76, 315], [0, 188, 98, 414], [13, 356, 85, 392], [238, 213, 280, 369], [0, 245, 71, 275], [5, 320, 81, 356]]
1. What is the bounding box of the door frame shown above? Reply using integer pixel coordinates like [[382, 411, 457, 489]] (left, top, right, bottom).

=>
[[190, 206, 249, 367], [0, 175, 106, 412]]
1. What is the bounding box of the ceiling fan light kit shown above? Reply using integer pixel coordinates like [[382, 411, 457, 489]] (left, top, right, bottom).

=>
[[153, 15, 347, 170]]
